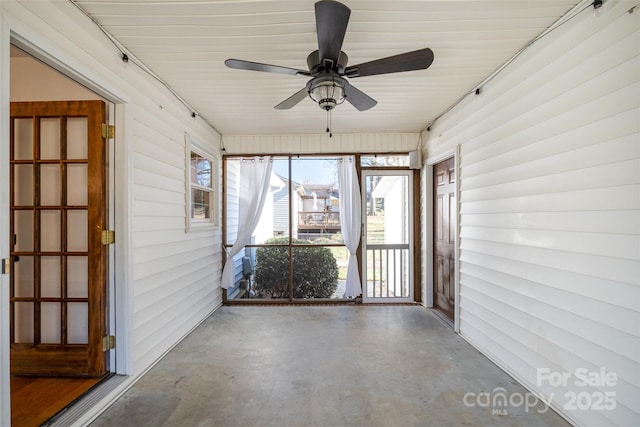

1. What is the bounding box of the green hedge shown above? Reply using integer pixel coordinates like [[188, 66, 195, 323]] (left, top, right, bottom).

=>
[[254, 237, 338, 299]]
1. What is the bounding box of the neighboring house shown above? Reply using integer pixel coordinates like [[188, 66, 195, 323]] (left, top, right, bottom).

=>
[[0, 1, 637, 427], [272, 174, 299, 238], [295, 183, 340, 239]]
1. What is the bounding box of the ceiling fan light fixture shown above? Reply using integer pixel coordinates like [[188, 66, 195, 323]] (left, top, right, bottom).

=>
[[308, 75, 346, 111]]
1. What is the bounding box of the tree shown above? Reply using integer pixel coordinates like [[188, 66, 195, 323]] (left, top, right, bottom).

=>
[[254, 237, 338, 299]]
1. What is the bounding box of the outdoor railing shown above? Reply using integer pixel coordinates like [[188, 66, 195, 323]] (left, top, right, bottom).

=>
[[365, 243, 410, 298], [298, 211, 341, 227]]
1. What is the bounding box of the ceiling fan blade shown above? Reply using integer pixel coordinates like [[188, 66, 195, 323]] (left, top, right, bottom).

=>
[[225, 59, 310, 76], [345, 48, 434, 78], [315, 0, 351, 66], [344, 82, 377, 111], [274, 87, 309, 110]]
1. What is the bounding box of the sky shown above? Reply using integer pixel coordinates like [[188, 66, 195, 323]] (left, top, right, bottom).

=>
[[272, 157, 338, 185]]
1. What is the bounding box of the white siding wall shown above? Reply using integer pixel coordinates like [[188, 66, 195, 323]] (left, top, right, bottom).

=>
[[273, 186, 290, 235], [223, 159, 248, 296], [225, 159, 241, 245], [422, 2, 639, 426], [223, 133, 419, 154], [1, 0, 223, 390]]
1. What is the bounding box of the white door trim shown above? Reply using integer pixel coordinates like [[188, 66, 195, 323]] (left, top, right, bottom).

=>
[[0, 12, 13, 427], [425, 147, 460, 332], [8, 38, 132, 378], [0, 21, 134, 425]]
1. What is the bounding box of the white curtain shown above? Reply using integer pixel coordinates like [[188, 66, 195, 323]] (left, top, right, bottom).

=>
[[337, 156, 362, 297], [221, 156, 273, 289]]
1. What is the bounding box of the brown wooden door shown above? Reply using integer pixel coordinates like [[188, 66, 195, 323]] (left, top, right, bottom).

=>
[[433, 157, 455, 321], [10, 101, 108, 376]]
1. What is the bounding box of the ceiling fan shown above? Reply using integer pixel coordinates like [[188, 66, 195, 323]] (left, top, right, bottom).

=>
[[225, 0, 434, 113]]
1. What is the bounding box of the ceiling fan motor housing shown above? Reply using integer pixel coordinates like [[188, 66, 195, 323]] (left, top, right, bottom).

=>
[[307, 49, 349, 75]]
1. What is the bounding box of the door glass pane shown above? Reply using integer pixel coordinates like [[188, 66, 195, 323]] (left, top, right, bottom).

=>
[[14, 210, 34, 252], [40, 164, 61, 206], [67, 164, 88, 205], [41, 302, 61, 344], [67, 210, 88, 252], [14, 164, 33, 206], [13, 118, 33, 160], [41, 256, 61, 298], [14, 302, 34, 343], [40, 210, 61, 252], [40, 118, 60, 160], [366, 175, 408, 244], [67, 256, 88, 298], [67, 117, 88, 159], [14, 256, 34, 298], [67, 303, 88, 344]]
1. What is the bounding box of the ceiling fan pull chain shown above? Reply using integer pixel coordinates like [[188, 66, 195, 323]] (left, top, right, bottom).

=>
[[326, 109, 330, 133], [330, 110, 333, 137]]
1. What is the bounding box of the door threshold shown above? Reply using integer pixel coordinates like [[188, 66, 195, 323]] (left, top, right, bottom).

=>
[[430, 308, 455, 329], [45, 374, 129, 427]]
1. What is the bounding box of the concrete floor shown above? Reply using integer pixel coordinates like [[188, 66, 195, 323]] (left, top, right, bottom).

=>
[[91, 306, 570, 427]]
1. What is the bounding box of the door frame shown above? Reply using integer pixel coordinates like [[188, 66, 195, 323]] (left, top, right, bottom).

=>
[[1, 25, 134, 425], [1, 16, 12, 427], [424, 147, 460, 332], [361, 169, 415, 303]]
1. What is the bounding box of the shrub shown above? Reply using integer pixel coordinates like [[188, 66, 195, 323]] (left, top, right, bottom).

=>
[[254, 237, 338, 299]]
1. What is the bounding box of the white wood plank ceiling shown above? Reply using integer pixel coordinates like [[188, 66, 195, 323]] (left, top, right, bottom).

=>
[[72, 0, 582, 136]]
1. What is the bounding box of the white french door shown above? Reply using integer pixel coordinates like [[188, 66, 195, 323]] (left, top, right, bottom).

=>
[[361, 170, 414, 303]]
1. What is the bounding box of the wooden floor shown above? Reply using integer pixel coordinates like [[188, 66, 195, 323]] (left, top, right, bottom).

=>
[[11, 376, 104, 427]]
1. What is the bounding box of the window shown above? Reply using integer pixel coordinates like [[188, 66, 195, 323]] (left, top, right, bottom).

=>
[[186, 139, 218, 230], [224, 156, 347, 300]]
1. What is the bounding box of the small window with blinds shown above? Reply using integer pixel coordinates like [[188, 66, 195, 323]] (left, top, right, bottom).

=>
[[186, 141, 218, 231]]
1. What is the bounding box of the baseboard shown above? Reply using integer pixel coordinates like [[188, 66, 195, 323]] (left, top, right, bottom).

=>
[[458, 331, 578, 427]]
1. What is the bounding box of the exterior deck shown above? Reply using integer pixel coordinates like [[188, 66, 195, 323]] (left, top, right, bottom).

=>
[[297, 211, 341, 234]]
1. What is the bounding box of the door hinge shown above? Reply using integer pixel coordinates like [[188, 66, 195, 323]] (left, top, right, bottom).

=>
[[103, 335, 116, 351], [102, 124, 115, 139], [101, 230, 115, 245], [1, 258, 9, 275]]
